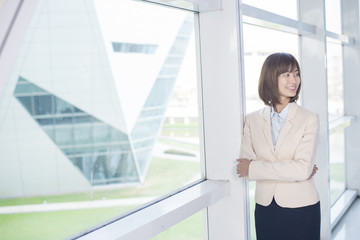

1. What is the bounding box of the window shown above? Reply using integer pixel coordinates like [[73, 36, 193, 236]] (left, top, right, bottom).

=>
[[0, 0, 202, 239], [242, 0, 298, 19], [329, 129, 345, 204], [325, 0, 346, 206], [112, 42, 158, 54]]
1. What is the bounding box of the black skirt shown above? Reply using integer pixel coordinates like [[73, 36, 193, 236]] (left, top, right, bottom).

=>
[[255, 198, 321, 240]]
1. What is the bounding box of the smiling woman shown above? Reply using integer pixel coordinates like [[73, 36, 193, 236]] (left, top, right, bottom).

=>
[[237, 53, 321, 240]]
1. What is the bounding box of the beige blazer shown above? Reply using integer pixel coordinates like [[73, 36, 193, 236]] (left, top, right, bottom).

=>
[[241, 102, 320, 208]]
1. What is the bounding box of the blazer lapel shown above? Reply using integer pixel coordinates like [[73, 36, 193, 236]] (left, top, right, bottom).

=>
[[261, 106, 275, 154], [275, 102, 298, 154]]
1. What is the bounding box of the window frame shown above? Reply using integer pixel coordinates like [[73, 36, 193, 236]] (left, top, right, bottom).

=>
[[1, 0, 360, 239]]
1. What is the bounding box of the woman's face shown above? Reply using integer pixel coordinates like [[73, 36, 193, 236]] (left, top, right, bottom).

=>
[[277, 67, 300, 103]]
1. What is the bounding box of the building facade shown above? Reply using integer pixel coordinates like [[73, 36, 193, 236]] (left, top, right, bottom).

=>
[[0, 0, 193, 198]]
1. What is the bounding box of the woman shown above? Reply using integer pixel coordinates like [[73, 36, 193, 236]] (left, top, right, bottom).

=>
[[236, 52, 320, 240]]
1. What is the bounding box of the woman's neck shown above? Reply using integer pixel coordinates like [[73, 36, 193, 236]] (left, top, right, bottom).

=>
[[275, 99, 290, 113]]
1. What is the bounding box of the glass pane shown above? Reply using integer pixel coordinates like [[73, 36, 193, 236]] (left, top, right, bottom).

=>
[[329, 130, 345, 205], [327, 40, 344, 121], [242, 0, 298, 20], [242, 23, 299, 240], [151, 210, 204, 240], [34, 95, 54, 115], [0, 0, 201, 239], [325, 0, 342, 33]]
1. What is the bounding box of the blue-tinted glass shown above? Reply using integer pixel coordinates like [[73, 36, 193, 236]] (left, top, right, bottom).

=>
[[132, 118, 163, 139], [36, 118, 54, 125], [111, 128, 128, 142], [143, 78, 174, 107], [74, 125, 92, 145], [14, 83, 34, 94], [17, 77, 27, 83], [112, 42, 122, 51], [74, 107, 83, 113], [55, 117, 73, 124], [70, 146, 93, 156], [135, 148, 153, 175], [55, 98, 74, 114], [74, 115, 94, 123], [34, 95, 53, 115], [93, 124, 111, 143], [133, 138, 156, 149], [62, 147, 76, 156], [145, 45, 157, 54], [93, 145, 108, 153], [166, 56, 182, 65], [115, 153, 138, 180], [93, 155, 108, 183], [129, 44, 142, 53], [112, 42, 157, 54], [139, 107, 165, 118], [81, 156, 96, 179], [55, 126, 74, 146], [43, 127, 55, 139], [107, 153, 122, 174], [109, 144, 122, 153], [70, 157, 84, 171], [159, 66, 179, 76], [170, 37, 190, 55], [32, 85, 46, 94], [17, 96, 33, 114]]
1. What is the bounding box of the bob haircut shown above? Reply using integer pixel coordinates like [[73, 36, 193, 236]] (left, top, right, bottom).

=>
[[258, 52, 301, 107]]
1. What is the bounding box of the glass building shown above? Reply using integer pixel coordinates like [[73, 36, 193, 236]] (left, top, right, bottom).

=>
[[0, 0, 194, 196]]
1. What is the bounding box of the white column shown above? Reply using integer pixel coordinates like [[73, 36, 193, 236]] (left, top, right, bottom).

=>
[[298, 0, 330, 239], [199, 0, 248, 239], [0, 0, 39, 96], [342, 0, 360, 195]]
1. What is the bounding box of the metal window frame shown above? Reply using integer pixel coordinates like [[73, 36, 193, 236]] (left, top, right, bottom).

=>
[[241, 3, 316, 36]]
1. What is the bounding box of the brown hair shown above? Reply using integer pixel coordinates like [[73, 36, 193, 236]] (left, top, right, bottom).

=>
[[258, 52, 301, 107]]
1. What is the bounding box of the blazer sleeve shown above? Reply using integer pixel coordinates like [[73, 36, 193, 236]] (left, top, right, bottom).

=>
[[240, 116, 257, 161], [248, 113, 319, 182]]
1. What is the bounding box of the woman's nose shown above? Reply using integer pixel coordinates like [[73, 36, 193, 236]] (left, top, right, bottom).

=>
[[289, 74, 297, 83]]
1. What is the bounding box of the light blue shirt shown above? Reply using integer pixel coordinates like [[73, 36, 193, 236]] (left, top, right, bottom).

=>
[[271, 103, 290, 147]]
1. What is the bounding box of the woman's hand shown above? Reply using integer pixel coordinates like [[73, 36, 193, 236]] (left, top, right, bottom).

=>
[[307, 164, 318, 180], [236, 158, 251, 177]]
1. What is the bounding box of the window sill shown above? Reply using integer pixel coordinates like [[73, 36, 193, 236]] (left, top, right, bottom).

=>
[[331, 189, 357, 229], [75, 179, 230, 240]]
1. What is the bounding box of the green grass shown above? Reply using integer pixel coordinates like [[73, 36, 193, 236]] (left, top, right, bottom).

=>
[[160, 123, 199, 137], [0, 206, 135, 240], [330, 162, 345, 183], [0, 156, 201, 240], [330, 162, 345, 205]]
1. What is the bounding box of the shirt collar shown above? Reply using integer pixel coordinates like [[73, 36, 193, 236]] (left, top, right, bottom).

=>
[[271, 103, 290, 120]]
